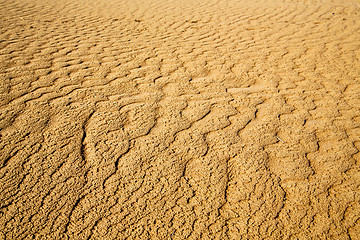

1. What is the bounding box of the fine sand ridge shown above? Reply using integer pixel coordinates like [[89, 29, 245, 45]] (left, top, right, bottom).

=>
[[1, 0, 360, 239]]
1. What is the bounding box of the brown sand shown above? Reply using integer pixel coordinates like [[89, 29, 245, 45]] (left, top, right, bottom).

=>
[[1, 0, 360, 239]]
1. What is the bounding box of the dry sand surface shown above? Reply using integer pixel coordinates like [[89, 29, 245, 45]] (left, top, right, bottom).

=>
[[1, 0, 360, 239]]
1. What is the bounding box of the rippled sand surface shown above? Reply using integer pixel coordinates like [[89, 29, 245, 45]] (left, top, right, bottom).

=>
[[1, 0, 360, 239]]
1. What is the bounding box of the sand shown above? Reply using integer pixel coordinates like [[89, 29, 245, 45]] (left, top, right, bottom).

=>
[[0, 0, 360, 238]]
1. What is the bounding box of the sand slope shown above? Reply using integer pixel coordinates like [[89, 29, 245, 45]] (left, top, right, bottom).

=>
[[1, 0, 360, 239]]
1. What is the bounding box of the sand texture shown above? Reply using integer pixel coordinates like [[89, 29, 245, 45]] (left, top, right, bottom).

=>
[[1, 0, 360, 239]]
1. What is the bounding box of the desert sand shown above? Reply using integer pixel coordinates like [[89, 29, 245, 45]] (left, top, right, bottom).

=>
[[0, 0, 360, 239]]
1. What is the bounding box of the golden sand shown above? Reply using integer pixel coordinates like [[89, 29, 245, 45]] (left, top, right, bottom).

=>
[[1, 0, 360, 238]]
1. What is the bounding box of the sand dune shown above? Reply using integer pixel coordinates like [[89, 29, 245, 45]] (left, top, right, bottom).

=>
[[1, 0, 360, 239]]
